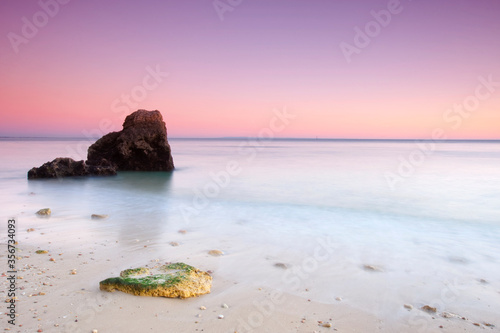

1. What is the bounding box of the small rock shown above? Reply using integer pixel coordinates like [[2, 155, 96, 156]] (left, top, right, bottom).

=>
[[200, 306, 206, 310], [27, 228, 35, 232], [335, 297, 343, 302], [404, 304, 413, 310], [218, 314, 224, 319], [70, 269, 77, 275], [221, 303, 229, 309], [274, 263, 288, 269], [484, 323, 494, 327], [441, 312, 455, 318], [92, 330, 98, 333], [91, 214, 108, 220], [178, 230, 187, 234], [36, 250, 48, 254], [36, 208, 51, 216], [49, 258, 55, 262], [208, 250, 224, 256], [322, 322, 332, 328], [363, 264, 381, 271], [421, 305, 437, 313], [169, 242, 179, 247], [473, 323, 481, 327]]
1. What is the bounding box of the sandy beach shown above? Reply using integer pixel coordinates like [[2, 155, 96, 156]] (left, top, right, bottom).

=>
[[2, 209, 497, 333]]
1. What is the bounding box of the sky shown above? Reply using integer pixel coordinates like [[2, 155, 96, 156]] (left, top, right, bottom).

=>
[[0, 0, 499, 139]]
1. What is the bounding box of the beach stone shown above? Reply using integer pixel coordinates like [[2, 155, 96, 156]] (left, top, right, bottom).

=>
[[99, 262, 212, 299], [169, 242, 180, 247], [274, 263, 288, 269], [87, 110, 174, 171], [35, 250, 48, 254], [421, 305, 437, 313], [28, 158, 116, 179], [404, 304, 413, 310], [441, 312, 456, 318], [91, 214, 108, 220], [363, 264, 382, 272], [36, 208, 51, 216], [208, 250, 224, 256]]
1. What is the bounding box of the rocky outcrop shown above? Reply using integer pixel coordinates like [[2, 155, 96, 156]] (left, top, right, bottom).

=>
[[27, 158, 116, 179], [87, 110, 174, 171], [99, 262, 212, 299], [27, 110, 174, 179]]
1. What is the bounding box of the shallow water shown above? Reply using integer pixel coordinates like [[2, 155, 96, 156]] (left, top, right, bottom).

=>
[[1, 138, 500, 321]]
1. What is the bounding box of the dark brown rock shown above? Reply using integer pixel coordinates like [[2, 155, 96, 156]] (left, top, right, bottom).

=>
[[27, 158, 116, 179], [87, 110, 174, 171]]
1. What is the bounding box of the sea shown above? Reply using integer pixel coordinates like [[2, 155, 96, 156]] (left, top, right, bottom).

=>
[[1, 138, 499, 323]]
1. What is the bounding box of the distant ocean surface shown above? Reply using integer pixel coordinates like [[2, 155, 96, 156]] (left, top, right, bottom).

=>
[[1, 138, 500, 320]]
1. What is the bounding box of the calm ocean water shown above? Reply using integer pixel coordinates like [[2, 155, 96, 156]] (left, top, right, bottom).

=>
[[1, 138, 500, 319]]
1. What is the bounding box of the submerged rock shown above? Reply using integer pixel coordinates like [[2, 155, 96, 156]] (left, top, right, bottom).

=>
[[28, 158, 116, 179], [99, 262, 212, 299], [87, 110, 174, 171], [36, 208, 51, 215]]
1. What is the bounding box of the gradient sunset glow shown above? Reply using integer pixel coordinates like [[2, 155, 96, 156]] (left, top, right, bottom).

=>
[[1, 0, 499, 139]]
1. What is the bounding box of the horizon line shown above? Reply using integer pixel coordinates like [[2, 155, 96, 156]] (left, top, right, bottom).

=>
[[1, 136, 500, 142]]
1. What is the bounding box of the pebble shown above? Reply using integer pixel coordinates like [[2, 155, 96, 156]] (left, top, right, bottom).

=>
[[274, 263, 288, 269], [178, 230, 187, 234], [421, 305, 437, 313], [322, 322, 332, 328], [92, 330, 98, 333], [200, 306, 206, 310], [169, 242, 179, 247], [36, 208, 51, 216], [91, 214, 108, 219], [441, 312, 455, 318], [222, 303, 229, 308], [363, 264, 381, 272], [208, 250, 224, 256], [218, 314, 224, 319], [70, 269, 77, 275], [404, 304, 413, 310], [335, 297, 343, 302]]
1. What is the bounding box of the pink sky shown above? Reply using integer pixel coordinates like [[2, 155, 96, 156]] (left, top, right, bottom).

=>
[[0, 0, 499, 139]]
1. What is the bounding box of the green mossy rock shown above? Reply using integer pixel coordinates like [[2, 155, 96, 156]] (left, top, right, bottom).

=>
[[99, 262, 212, 299]]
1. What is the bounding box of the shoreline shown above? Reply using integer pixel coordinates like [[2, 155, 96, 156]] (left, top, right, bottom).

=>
[[1, 214, 497, 332]]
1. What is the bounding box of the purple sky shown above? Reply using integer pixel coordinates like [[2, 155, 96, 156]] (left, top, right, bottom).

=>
[[1, 0, 499, 138]]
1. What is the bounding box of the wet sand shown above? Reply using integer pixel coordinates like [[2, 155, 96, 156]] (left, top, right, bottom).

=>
[[1, 214, 497, 333]]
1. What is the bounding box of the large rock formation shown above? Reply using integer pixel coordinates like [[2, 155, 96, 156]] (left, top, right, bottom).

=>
[[87, 110, 174, 171], [27, 110, 174, 179], [99, 262, 212, 299], [27, 158, 117, 179]]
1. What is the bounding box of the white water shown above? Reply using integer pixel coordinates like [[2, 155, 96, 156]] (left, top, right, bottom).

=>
[[1, 138, 499, 322]]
